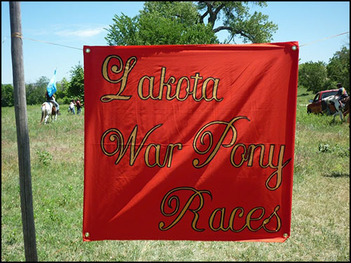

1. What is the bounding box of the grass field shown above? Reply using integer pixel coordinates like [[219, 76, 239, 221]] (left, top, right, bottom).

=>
[[1, 87, 349, 261]]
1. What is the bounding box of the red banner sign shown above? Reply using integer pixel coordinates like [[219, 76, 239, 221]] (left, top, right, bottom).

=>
[[83, 43, 299, 242]]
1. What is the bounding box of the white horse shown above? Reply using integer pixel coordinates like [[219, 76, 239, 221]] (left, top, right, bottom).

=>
[[323, 95, 344, 122], [40, 102, 57, 124]]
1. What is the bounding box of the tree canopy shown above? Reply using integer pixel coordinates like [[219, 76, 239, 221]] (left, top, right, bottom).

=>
[[105, 1, 278, 45], [298, 46, 350, 94], [298, 61, 328, 93], [1, 62, 85, 107], [67, 63, 85, 101], [327, 46, 349, 92], [197, 1, 278, 43], [1, 84, 14, 107]]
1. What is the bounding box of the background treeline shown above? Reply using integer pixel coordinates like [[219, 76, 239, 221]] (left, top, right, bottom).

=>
[[298, 46, 349, 93], [2, 45, 349, 107], [1, 63, 84, 107], [1, 1, 349, 107]]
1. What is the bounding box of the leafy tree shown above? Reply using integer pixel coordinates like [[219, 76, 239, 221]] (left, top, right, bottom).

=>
[[106, 14, 141, 46], [25, 83, 37, 105], [106, 2, 218, 45], [137, 2, 218, 45], [67, 63, 84, 101], [298, 46, 350, 94], [26, 76, 49, 105], [105, 1, 277, 45], [197, 1, 278, 43], [1, 84, 14, 107], [298, 61, 328, 93], [56, 77, 70, 104], [327, 46, 350, 93], [25, 76, 70, 105]]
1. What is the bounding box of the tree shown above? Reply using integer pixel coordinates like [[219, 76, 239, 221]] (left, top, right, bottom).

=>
[[197, 1, 278, 43], [327, 46, 350, 93], [67, 63, 84, 101], [26, 76, 49, 105], [24, 76, 70, 105], [105, 2, 218, 45], [1, 84, 14, 107], [105, 1, 277, 45], [137, 2, 218, 45], [56, 77, 70, 104], [298, 61, 328, 93]]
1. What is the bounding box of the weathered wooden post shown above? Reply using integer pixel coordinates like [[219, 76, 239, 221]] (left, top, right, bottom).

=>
[[9, 1, 38, 261]]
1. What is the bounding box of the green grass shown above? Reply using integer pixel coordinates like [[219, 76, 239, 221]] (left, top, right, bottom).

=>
[[2, 88, 349, 261]]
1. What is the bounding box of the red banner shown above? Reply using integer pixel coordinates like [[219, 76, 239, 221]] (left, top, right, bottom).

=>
[[83, 43, 299, 242]]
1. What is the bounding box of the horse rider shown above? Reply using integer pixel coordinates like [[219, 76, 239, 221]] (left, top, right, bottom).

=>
[[46, 90, 60, 115], [336, 83, 349, 108]]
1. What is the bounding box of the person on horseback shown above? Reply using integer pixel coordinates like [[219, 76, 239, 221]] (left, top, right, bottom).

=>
[[336, 83, 349, 109], [45, 90, 60, 115], [336, 83, 348, 99]]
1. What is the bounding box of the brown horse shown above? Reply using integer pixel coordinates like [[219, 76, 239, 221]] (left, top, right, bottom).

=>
[[341, 96, 350, 123]]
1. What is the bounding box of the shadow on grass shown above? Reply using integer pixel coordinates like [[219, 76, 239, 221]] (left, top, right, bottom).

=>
[[323, 172, 350, 178], [298, 93, 310, 97]]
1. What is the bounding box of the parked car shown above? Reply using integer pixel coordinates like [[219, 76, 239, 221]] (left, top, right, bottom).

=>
[[307, 89, 338, 114]]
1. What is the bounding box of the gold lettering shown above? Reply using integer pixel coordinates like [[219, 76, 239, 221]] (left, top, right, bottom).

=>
[[193, 116, 249, 168], [228, 207, 246, 232], [202, 77, 222, 102], [100, 124, 162, 165], [137, 67, 222, 102], [145, 143, 183, 168], [101, 55, 137, 102], [190, 73, 203, 101], [174, 76, 190, 101], [262, 205, 281, 233], [231, 144, 290, 191], [159, 187, 283, 235], [138, 75, 155, 100], [246, 207, 265, 232], [264, 146, 290, 191], [159, 187, 212, 231], [101, 124, 182, 167], [193, 117, 290, 191], [230, 143, 248, 167], [208, 205, 280, 233], [160, 67, 176, 100]]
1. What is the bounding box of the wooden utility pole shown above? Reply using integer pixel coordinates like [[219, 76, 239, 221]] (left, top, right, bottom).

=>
[[9, 2, 38, 261]]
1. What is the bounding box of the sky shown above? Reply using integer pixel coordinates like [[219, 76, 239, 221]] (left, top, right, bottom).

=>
[[1, 1, 350, 85]]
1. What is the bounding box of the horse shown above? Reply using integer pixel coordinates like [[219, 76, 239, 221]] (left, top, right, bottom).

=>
[[341, 96, 350, 123], [322, 95, 348, 122], [40, 102, 58, 124]]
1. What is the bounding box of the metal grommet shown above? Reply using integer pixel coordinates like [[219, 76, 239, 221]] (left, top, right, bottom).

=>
[[292, 45, 297, 51], [85, 48, 91, 53], [85, 232, 90, 238]]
